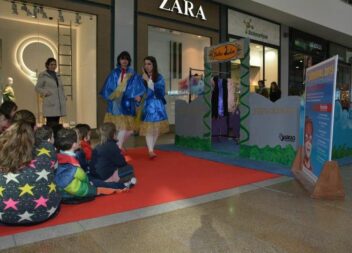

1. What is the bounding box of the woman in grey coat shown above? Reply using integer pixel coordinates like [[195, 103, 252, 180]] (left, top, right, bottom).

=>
[[35, 58, 66, 127]]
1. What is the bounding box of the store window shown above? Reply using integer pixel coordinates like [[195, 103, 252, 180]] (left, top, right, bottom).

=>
[[265, 46, 279, 88], [227, 9, 280, 97], [330, 43, 352, 110], [230, 40, 279, 94], [289, 29, 328, 96], [0, 0, 97, 127], [148, 26, 210, 124]]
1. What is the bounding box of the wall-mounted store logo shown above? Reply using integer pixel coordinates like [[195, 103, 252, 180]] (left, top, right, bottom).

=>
[[159, 0, 207, 20], [309, 42, 323, 51], [279, 133, 296, 142], [294, 40, 323, 52], [243, 18, 268, 40]]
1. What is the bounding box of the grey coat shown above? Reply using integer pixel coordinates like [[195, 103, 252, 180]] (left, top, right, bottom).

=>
[[35, 70, 67, 117]]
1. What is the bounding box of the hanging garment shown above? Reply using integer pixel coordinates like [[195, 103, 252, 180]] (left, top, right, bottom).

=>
[[211, 76, 229, 142], [227, 79, 236, 113], [211, 76, 228, 118]]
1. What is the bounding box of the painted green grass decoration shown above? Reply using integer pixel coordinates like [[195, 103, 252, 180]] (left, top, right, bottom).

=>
[[175, 135, 211, 151], [332, 145, 352, 159], [240, 144, 296, 166]]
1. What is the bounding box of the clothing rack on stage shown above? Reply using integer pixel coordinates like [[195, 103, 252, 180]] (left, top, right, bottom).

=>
[[188, 68, 231, 103], [189, 68, 239, 142], [190, 68, 239, 143], [189, 68, 230, 76]]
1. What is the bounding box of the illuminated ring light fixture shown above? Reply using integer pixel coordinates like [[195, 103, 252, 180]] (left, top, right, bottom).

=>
[[15, 36, 57, 84]]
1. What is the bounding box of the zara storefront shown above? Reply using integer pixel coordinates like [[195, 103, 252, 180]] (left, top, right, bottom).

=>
[[116, 1, 284, 126], [135, 0, 220, 125]]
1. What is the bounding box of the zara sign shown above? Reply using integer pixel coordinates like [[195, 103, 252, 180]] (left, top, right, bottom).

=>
[[159, 0, 207, 20]]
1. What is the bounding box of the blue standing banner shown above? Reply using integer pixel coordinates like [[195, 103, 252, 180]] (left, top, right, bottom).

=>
[[301, 55, 338, 184]]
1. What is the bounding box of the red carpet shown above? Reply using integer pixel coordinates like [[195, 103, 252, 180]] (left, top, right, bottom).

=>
[[0, 148, 279, 236]]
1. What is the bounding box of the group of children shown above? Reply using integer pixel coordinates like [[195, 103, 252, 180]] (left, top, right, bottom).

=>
[[0, 102, 136, 226], [0, 51, 172, 226], [0, 50, 171, 226]]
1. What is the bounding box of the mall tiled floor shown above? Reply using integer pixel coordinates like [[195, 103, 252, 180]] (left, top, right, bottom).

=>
[[1, 135, 351, 253]]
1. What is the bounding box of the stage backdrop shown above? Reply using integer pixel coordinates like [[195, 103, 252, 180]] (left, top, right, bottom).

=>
[[240, 93, 300, 166], [332, 100, 352, 159], [248, 93, 300, 148]]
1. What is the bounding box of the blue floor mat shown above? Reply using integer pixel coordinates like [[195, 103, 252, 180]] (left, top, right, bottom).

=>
[[337, 156, 352, 166], [157, 144, 293, 177]]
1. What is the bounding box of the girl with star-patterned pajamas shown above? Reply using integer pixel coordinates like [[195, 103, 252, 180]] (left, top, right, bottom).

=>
[[0, 121, 61, 225]]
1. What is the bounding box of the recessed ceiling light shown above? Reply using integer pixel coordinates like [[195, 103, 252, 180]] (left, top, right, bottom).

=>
[[11, 1, 18, 15]]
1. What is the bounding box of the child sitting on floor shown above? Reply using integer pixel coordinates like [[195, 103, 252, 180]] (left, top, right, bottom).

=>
[[75, 123, 93, 161], [73, 127, 90, 173], [0, 114, 61, 225], [0, 100, 18, 122], [34, 125, 57, 168], [55, 128, 117, 203], [89, 122, 136, 189], [35, 125, 54, 145]]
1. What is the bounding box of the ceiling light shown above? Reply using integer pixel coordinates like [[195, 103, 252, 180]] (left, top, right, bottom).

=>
[[32, 6, 38, 18], [39, 6, 47, 19], [11, 1, 18, 15], [21, 3, 27, 13], [58, 10, 64, 23], [171, 30, 181, 35], [75, 12, 81, 25], [20, 3, 32, 16], [26, 8, 33, 17]]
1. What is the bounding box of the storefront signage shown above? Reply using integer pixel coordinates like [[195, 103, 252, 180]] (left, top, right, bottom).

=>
[[159, 0, 207, 20], [302, 56, 338, 183], [294, 39, 323, 53], [228, 10, 280, 46], [205, 41, 244, 63]]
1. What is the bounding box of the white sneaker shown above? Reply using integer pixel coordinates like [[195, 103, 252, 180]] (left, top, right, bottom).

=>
[[124, 177, 137, 189], [130, 177, 137, 185]]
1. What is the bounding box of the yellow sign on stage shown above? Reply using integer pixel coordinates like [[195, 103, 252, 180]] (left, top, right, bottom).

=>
[[205, 40, 244, 63]]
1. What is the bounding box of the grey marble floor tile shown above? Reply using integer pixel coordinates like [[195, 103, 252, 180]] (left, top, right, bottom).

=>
[[0, 236, 15, 251], [13, 222, 84, 247]]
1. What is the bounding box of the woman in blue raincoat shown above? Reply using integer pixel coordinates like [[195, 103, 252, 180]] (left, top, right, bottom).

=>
[[100, 51, 145, 151], [139, 56, 169, 159]]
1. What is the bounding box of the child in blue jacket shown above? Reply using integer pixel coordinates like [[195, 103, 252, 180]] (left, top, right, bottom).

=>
[[89, 122, 136, 189]]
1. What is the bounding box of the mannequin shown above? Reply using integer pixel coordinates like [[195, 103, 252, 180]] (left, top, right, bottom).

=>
[[2, 77, 15, 102]]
